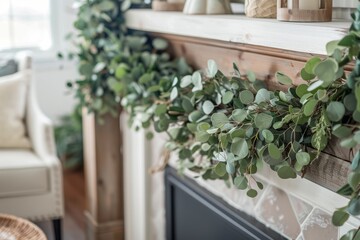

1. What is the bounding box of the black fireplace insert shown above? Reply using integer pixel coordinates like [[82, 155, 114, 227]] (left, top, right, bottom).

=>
[[165, 167, 286, 240]]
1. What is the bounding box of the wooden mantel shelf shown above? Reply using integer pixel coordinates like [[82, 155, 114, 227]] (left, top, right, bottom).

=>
[[125, 9, 351, 55]]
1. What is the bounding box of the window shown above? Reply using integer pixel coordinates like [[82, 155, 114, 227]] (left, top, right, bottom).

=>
[[0, 0, 52, 51]]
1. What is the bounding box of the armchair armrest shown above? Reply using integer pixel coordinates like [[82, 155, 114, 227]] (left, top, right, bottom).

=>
[[26, 83, 57, 162]]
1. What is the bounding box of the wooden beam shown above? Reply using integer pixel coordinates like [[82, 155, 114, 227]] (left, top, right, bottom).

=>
[[82, 110, 124, 240]]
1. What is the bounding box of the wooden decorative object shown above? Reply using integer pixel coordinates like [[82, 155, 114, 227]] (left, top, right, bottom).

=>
[[0, 214, 46, 240], [83, 110, 124, 240], [245, 0, 276, 18], [152, 0, 185, 11], [277, 0, 332, 22]]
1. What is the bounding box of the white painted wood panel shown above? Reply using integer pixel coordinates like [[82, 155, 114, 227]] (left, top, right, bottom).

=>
[[125, 10, 350, 55]]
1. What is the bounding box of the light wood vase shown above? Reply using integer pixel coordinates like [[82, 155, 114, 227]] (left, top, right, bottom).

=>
[[152, 0, 186, 11], [277, 0, 332, 22], [245, 0, 276, 18], [183, 0, 232, 15]]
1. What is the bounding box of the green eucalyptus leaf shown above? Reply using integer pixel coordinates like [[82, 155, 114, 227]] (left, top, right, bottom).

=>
[[170, 87, 178, 101], [262, 129, 274, 143], [332, 210, 350, 227], [180, 75, 192, 88], [303, 99, 318, 116], [326, 101, 345, 122], [254, 113, 273, 129], [231, 109, 247, 123], [231, 138, 249, 159], [247, 189, 258, 198], [347, 197, 360, 215], [305, 57, 321, 74], [234, 175, 248, 190], [196, 131, 210, 143], [192, 72, 203, 92], [337, 184, 354, 196], [211, 113, 229, 128], [182, 97, 194, 113], [152, 38, 168, 50], [348, 172, 360, 190], [247, 71, 256, 82], [344, 94, 357, 111], [207, 59, 218, 78], [296, 152, 311, 166], [223, 91, 234, 104], [239, 90, 254, 105], [277, 166, 297, 179], [314, 59, 338, 86], [276, 72, 293, 85], [332, 125, 352, 139], [215, 162, 227, 177], [268, 143, 282, 160], [202, 100, 215, 115], [255, 89, 270, 104]]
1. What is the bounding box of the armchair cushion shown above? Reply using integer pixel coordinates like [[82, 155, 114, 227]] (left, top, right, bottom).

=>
[[0, 72, 31, 148], [0, 150, 48, 198]]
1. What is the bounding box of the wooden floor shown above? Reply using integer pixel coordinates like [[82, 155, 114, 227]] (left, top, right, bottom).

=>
[[63, 169, 86, 240], [36, 169, 86, 240]]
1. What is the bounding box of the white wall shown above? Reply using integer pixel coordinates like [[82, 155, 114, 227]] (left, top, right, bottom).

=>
[[32, 0, 78, 121]]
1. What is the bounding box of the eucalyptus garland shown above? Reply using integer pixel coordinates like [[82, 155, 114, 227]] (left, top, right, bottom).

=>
[[69, 0, 360, 238], [116, 8, 360, 239]]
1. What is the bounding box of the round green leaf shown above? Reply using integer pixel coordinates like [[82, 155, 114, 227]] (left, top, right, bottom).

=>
[[207, 59, 218, 78], [344, 94, 357, 111], [326, 101, 345, 122], [234, 176, 248, 190], [332, 210, 350, 227], [296, 152, 311, 166], [254, 113, 273, 129], [247, 189, 258, 198], [347, 197, 360, 215], [305, 57, 321, 74], [314, 59, 338, 85], [170, 87, 178, 101], [223, 91, 234, 104], [348, 172, 360, 190], [277, 166, 297, 179], [231, 138, 249, 159], [268, 143, 282, 160], [180, 75, 192, 88], [196, 131, 210, 143], [255, 89, 270, 104], [303, 99, 318, 116], [214, 163, 227, 177], [226, 163, 235, 174], [181, 97, 194, 113], [202, 100, 215, 115], [152, 38, 168, 50], [211, 113, 229, 127], [155, 104, 167, 116], [232, 109, 247, 123], [276, 72, 293, 85], [239, 90, 254, 105], [262, 129, 274, 143], [246, 70, 256, 82], [332, 125, 352, 139]]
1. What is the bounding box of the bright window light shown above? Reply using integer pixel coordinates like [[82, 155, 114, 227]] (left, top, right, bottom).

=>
[[0, 0, 52, 51]]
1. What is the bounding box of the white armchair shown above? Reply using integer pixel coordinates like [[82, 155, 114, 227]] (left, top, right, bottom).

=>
[[0, 53, 64, 240]]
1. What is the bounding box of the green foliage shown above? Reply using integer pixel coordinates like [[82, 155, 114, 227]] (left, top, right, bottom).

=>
[[67, 1, 360, 237], [54, 106, 83, 169], [117, 7, 360, 236]]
